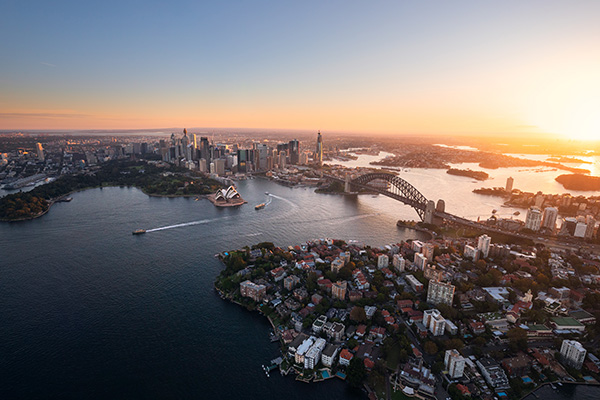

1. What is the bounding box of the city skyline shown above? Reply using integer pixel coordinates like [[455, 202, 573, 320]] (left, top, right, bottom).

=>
[[1, 1, 600, 141]]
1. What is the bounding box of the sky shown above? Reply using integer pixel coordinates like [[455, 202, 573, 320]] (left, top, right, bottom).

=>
[[1, 0, 600, 140]]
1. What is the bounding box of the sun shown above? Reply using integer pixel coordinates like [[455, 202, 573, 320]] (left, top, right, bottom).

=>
[[526, 90, 600, 142]]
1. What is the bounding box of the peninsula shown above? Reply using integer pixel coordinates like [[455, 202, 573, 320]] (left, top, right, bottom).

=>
[[0, 160, 223, 221]]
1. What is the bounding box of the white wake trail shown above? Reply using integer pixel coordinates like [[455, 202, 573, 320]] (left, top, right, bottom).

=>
[[268, 193, 298, 208], [146, 216, 229, 232]]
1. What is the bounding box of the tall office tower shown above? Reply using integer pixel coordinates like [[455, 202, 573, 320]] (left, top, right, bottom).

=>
[[445, 349, 465, 379], [278, 151, 286, 169], [505, 177, 514, 192], [542, 207, 558, 230], [253, 143, 269, 171], [237, 149, 247, 173], [36, 143, 45, 161], [214, 159, 226, 176], [288, 139, 299, 165], [427, 280, 455, 306], [199, 158, 207, 173], [200, 137, 211, 163], [276, 142, 288, 154], [300, 152, 309, 165], [315, 131, 323, 165], [181, 129, 189, 159], [560, 340, 587, 369], [525, 207, 542, 231], [477, 234, 491, 258], [193, 134, 198, 149]]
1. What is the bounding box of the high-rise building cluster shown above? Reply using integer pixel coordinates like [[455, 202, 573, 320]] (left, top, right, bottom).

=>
[[159, 130, 324, 176]]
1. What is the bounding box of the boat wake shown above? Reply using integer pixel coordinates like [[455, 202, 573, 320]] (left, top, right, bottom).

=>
[[267, 193, 297, 208], [146, 216, 229, 232]]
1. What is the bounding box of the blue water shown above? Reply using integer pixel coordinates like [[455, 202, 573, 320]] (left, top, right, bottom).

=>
[[0, 179, 430, 399]]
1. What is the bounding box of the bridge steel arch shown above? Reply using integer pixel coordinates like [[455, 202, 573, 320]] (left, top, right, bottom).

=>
[[349, 172, 429, 220]]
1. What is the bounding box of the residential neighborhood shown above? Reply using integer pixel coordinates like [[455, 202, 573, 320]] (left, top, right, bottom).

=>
[[214, 235, 600, 400]]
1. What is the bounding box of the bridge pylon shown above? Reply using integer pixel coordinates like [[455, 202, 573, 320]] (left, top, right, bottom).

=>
[[424, 200, 436, 224], [344, 173, 352, 193]]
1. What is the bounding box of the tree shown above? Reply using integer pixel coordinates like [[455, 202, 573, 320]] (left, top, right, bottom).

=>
[[424, 341, 438, 355], [432, 361, 444, 374], [507, 327, 528, 352], [346, 357, 366, 388], [350, 306, 367, 323]]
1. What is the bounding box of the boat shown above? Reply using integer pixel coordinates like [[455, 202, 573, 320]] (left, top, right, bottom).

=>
[[194, 197, 199, 201], [265, 192, 269, 195], [255, 203, 265, 210], [491, 209, 497, 214], [513, 211, 520, 216], [132, 229, 146, 235]]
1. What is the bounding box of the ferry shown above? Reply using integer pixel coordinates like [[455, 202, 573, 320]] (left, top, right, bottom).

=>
[[255, 203, 265, 210], [132, 229, 146, 235], [265, 192, 269, 195]]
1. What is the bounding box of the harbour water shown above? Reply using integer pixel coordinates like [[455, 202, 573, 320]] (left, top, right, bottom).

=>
[[1, 151, 599, 399], [0, 178, 429, 399]]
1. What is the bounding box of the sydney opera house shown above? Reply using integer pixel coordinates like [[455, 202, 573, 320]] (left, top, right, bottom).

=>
[[209, 186, 247, 207]]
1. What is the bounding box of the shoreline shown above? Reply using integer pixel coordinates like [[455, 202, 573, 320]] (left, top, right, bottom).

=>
[[0, 185, 215, 222], [521, 381, 600, 400]]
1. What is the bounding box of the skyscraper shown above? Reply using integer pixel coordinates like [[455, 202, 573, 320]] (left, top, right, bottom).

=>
[[315, 131, 323, 166], [288, 139, 299, 165]]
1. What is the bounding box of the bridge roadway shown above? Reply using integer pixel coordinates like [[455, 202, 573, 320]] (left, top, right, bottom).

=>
[[324, 173, 600, 255]]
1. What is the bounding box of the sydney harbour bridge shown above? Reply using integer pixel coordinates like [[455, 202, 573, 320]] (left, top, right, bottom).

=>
[[324, 171, 600, 253], [323, 171, 447, 223]]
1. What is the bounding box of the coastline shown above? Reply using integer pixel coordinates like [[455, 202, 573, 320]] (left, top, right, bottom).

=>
[[0, 185, 214, 222], [521, 381, 600, 400]]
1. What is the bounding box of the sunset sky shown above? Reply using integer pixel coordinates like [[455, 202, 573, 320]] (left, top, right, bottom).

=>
[[1, 1, 599, 140]]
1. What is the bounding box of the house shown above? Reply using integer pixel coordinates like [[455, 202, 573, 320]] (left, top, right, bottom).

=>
[[502, 354, 532, 377], [397, 299, 414, 309], [349, 290, 363, 302], [270, 267, 286, 282], [469, 321, 486, 335], [339, 349, 354, 366]]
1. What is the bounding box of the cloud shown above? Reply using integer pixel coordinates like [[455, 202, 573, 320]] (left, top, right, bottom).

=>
[[40, 62, 56, 67]]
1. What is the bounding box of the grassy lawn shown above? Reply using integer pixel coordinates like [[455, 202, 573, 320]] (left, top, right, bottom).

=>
[[391, 389, 413, 400]]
